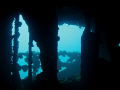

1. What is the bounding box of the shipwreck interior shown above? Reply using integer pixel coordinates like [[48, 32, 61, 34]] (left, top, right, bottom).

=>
[[0, 0, 119, 90]]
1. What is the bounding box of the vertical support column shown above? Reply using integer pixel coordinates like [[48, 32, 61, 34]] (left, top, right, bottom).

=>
[[12, 12, 19, 73], [28, 31, 33, 88], [11, 12, 21, 90], [35, 10, 59, 88], [81, 11, 99, 90]]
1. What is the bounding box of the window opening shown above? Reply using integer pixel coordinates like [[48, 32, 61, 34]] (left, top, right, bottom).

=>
[[57, 23, 85, 79]]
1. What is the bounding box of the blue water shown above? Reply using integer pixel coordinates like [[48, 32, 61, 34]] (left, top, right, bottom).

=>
[[12, 15, 85, 79]]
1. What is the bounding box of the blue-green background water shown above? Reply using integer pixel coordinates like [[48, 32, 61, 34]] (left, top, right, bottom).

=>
[[12, 15, 85, 79]]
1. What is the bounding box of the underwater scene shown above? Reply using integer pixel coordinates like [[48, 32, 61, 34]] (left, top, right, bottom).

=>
[[11, 15, 85, 89]]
